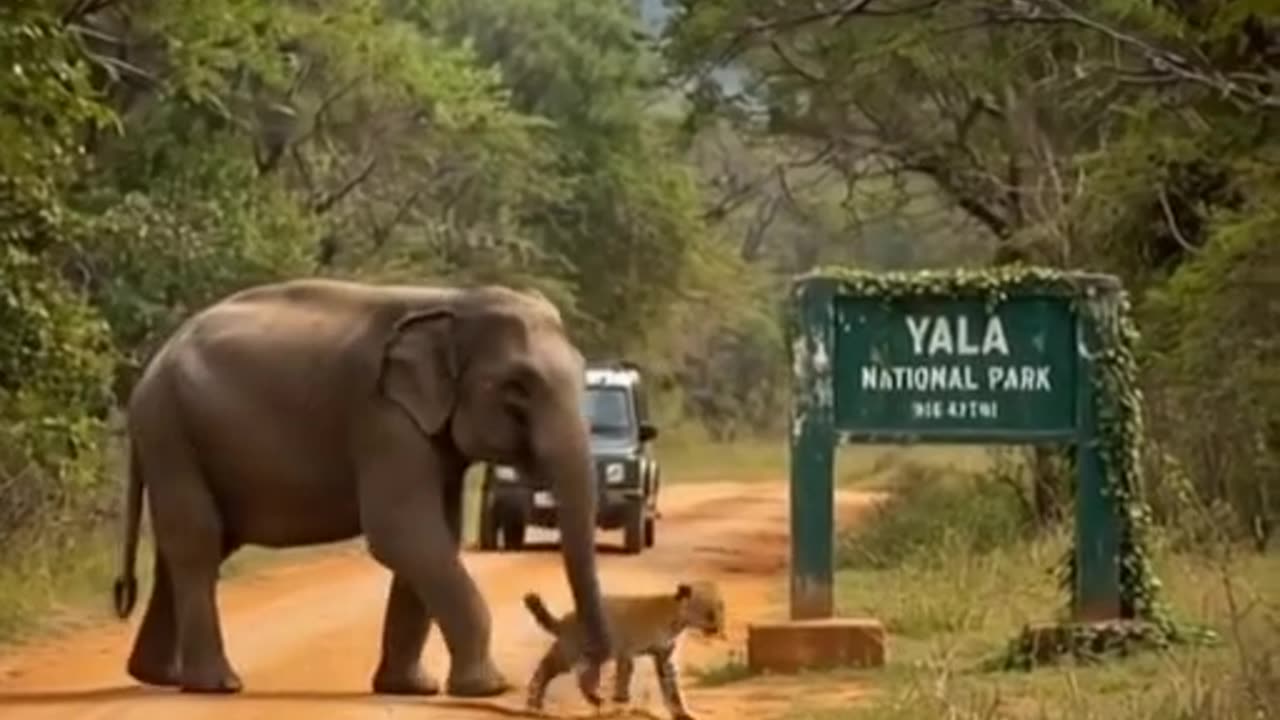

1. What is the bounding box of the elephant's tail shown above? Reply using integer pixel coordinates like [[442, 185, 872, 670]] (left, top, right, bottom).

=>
[[522, 593, 561, 635], [112, 440, 143, 619]]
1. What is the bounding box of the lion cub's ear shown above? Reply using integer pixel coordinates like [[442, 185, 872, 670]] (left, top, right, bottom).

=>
[[675, 583, 692, 600]]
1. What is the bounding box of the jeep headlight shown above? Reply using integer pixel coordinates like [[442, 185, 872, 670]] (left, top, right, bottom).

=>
[[604, 463, 625, 485], [493, 465, 518, 481]]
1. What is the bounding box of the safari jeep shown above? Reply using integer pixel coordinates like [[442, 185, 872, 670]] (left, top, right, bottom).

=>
[[477, 362, 661, 555]]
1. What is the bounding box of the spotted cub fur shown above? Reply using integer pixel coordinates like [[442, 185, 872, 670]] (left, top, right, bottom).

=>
[[522, 580, 725, 720]]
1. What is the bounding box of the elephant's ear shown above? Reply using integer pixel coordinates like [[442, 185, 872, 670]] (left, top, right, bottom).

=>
[[379, 310, 457, 437]]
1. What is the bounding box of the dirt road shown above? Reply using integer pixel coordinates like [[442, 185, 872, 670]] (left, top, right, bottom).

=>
[[0, 481, 882, 720]]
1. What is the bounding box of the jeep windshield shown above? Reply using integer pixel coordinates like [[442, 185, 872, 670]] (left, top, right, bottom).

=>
[[582, 387, 634, 438]]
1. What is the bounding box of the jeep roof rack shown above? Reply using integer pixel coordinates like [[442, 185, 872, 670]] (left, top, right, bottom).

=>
[[585, 365, 641, 387], [586, 359, 642, 372]]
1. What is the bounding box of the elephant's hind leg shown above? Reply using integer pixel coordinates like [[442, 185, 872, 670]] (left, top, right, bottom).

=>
[[126, 552, 179, 687], [371, 574, 439, 696], [141, 442, 241, 693], [162, 526, 240, 693]]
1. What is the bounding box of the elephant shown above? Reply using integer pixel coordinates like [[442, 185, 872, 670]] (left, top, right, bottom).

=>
[[110, 278, 612, 696]]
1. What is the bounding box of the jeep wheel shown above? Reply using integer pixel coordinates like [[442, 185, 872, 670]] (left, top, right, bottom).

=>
[[500, 514, 526, 550], [622, 501, 645, 555], [643, 516, 655, 548], [478, 505, 498, 551]]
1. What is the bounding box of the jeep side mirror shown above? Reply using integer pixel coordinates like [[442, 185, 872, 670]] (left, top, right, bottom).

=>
[[638, 423, 658, 442]]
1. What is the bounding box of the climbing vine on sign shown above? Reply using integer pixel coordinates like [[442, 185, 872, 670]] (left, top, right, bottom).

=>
[[795, 264, 1183, 657]]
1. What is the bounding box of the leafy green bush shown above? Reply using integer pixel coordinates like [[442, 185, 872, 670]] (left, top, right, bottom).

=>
[[0, 246, 117, 544], [73, 132, 317, 398], [838, 464, 1034, 571], [1139, 199, 1280, 552], [1, 7, 118, 545]]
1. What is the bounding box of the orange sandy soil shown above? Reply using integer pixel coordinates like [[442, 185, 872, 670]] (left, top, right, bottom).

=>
[[0, 480, 886, 720]]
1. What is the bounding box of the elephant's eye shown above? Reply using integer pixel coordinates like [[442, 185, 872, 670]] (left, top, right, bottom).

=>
[[505, 400, 530, 432], [501, 376, 532, 403], [499, 361, 540, 404]]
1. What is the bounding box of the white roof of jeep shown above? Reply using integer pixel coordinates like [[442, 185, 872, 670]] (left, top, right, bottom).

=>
[[585, 367, 640, 388]]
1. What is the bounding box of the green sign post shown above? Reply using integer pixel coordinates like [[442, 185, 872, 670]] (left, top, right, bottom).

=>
[[788, 268, 1133, 623]]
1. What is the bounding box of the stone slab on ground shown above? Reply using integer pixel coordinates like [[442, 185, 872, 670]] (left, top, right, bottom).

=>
[[747, 617, 887, 673]]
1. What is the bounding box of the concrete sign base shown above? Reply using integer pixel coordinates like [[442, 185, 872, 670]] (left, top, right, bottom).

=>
[[746, 618, 887, 673]]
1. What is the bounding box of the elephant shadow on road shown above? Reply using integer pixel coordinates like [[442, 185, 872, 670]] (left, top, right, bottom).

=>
[[0, 685, 575, 717]]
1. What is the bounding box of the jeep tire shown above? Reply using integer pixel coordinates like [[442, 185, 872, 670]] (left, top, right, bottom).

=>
[[643, 516, 655, 548], [478, 492, 498, 551], [622, 500, 645, 554], [500, 513, 526, 550]]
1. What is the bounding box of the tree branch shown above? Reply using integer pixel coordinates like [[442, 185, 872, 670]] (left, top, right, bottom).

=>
[[61, 0, 119, 25], [768, 38, 825, 83], [291, 75, 363, 149], [900, 156, 1012, 239], [712, 0, 942, 70], [370, 188, 424, 249], [1004, 0, 1280, 111], [1156, 185, 1201, 256], [312, 157, 378, 214]]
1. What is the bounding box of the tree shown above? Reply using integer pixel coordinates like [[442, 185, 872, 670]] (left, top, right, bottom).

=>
[[417, 0, 758, 390], [0, 4, 117, 542], [661, 0, 1280, 536]]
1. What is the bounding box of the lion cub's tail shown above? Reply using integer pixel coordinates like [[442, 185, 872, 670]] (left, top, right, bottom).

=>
[[522, 592, 561, 635]]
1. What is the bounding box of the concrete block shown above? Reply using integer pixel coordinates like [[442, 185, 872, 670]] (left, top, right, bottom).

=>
[[747, 617, 887, 673]]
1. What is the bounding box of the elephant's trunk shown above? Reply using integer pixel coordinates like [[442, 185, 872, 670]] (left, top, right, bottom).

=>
[[532, 409, 611, 662]]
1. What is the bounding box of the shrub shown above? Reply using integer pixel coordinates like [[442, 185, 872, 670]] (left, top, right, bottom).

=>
[[838, 463, 1035, 571]]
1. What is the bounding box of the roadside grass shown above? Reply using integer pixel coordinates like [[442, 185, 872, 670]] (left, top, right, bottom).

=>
[[658, 427, 994, 487], [786, 546, 1280, 720], [769, 462, 1280, 720], [0, 528, 127, 643], [690, 649, 754, 687], [0, 531, 357, 647]]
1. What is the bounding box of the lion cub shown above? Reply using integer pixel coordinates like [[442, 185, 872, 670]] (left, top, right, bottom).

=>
[[522, 580, 725, 720]]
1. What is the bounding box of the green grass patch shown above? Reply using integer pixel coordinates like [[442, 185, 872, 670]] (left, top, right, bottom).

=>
[[657, 426, 996, 487], [838, 462, 1031, 572], [0, 527, 127, 643], [781, 464, 1280, 720], [660, 438, 787, 483], [690, 650, 754, 687]]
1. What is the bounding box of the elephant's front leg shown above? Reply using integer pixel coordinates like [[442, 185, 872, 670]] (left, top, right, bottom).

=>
[[365, 522, 508, 698], [372, 574, 439, 695], [371, 475, 465, 695], [358, 429, 508, 698]]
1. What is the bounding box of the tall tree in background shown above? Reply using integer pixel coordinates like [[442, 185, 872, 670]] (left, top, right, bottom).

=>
[[414, 0, 756, 370], [661, 0, 1280, 542], [0, 0, 752, 552]]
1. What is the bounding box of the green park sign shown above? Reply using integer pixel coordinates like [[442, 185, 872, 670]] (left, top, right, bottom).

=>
[[835, 296, 1077, 439], [787, 267, 1168, 632]]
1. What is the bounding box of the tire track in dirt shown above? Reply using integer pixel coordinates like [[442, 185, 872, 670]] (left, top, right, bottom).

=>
[[0, 481, 885, 720]]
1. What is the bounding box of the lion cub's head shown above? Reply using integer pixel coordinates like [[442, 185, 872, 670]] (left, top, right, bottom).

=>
[[674, 580, 725, 638]]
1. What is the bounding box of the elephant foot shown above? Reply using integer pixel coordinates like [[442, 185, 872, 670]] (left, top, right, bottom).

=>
[[445, 658, 510, 698], [126, 657, 180, 688], [178, 664, 243, 694], [372, 665, 441, 696]]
